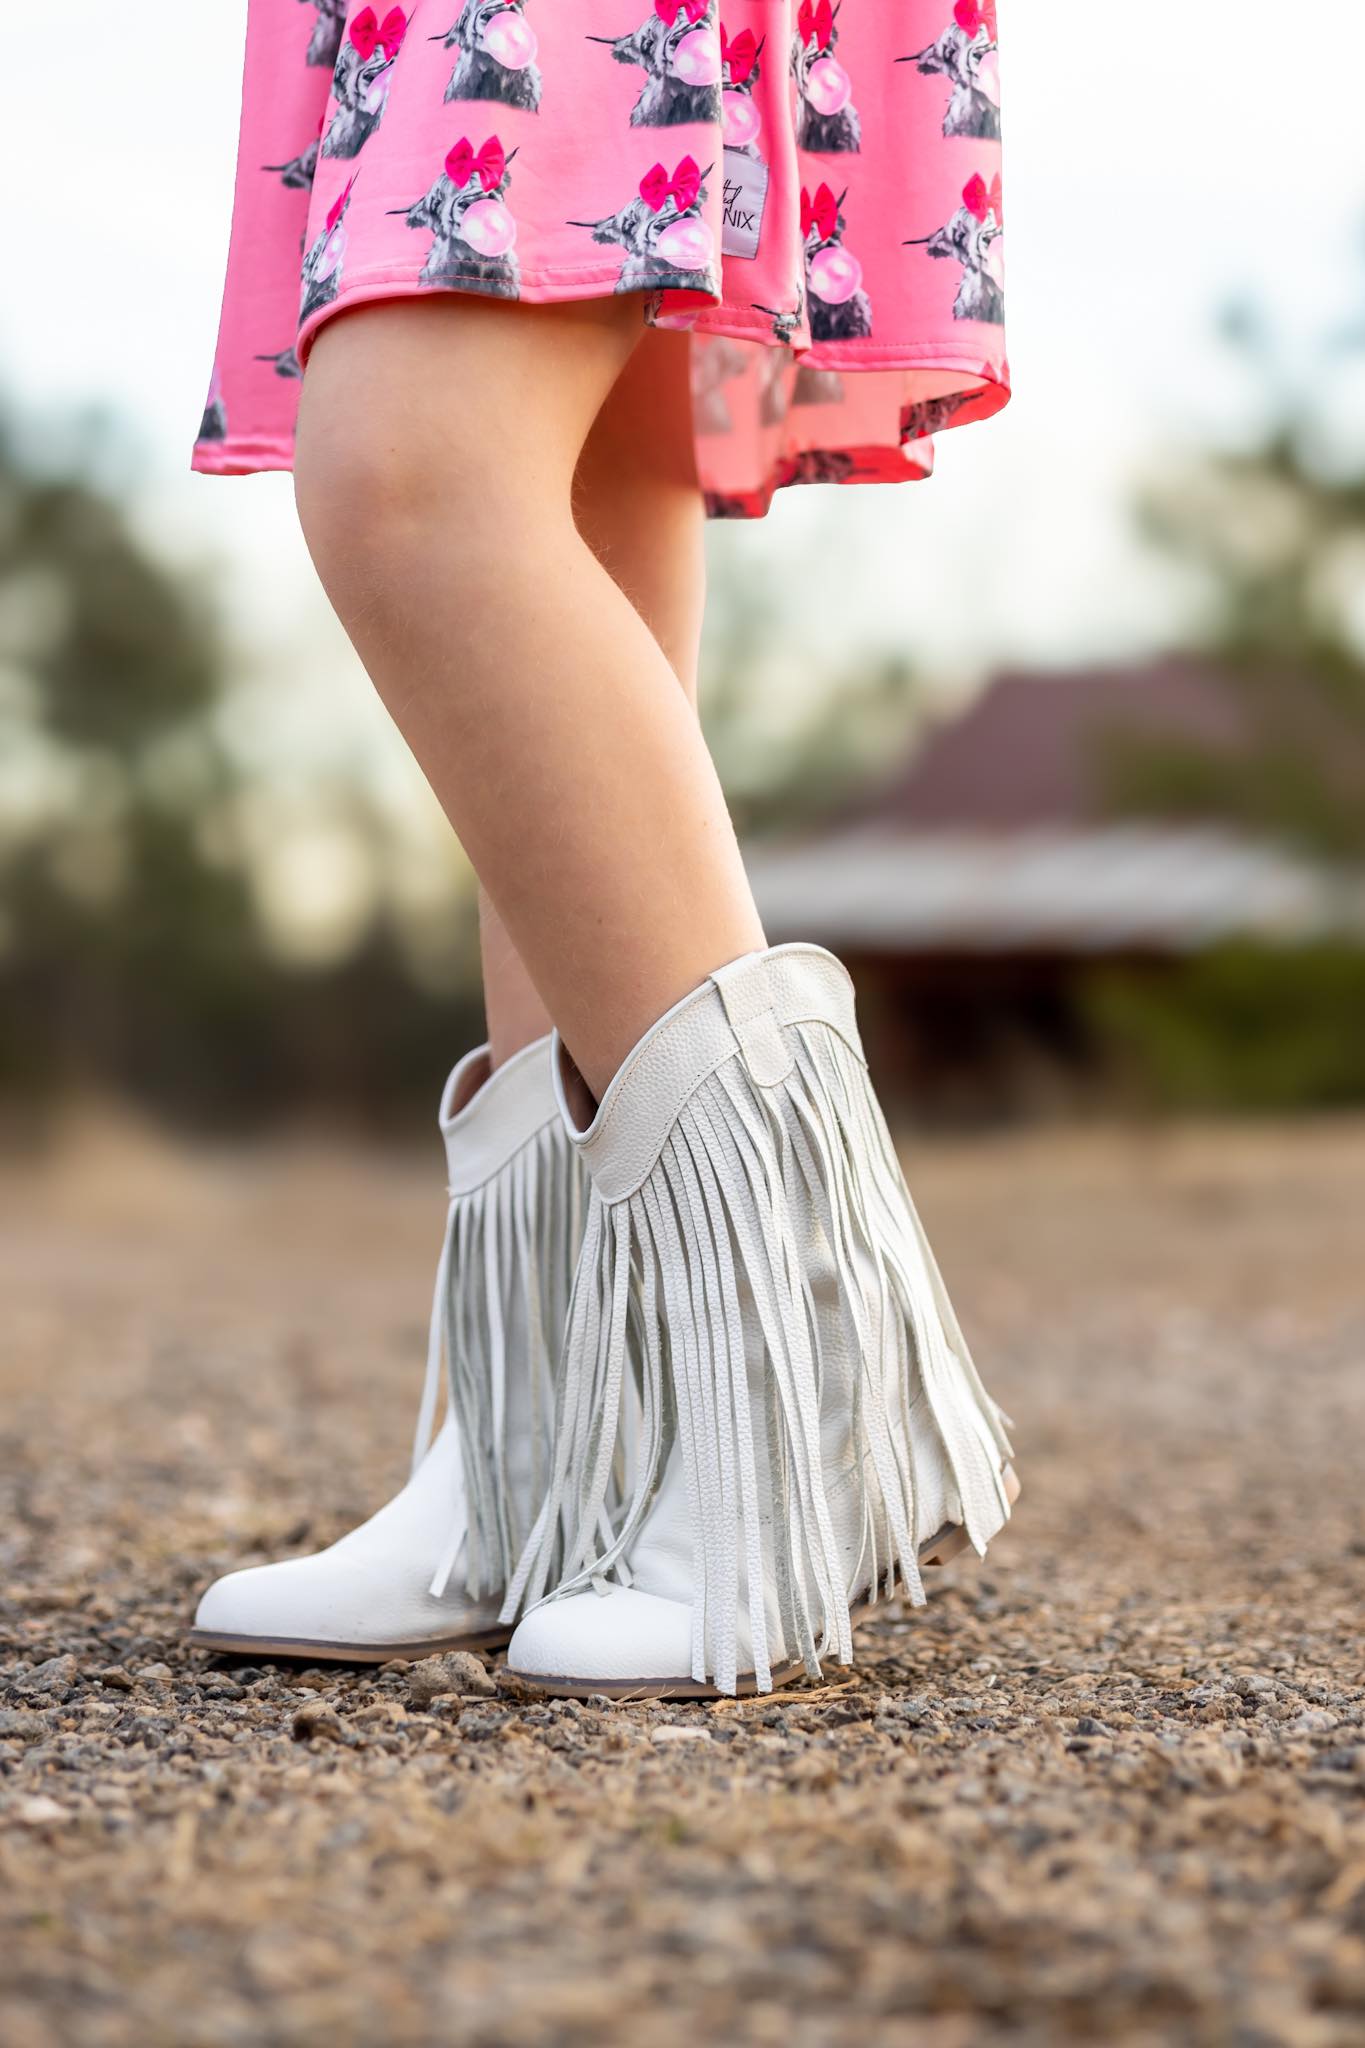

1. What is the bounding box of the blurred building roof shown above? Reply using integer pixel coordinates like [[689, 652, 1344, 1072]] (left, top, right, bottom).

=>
[[857, 657, 1250, 832], [748, 661, 1363, 955]]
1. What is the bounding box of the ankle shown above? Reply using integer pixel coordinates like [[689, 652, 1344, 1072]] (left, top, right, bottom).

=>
[[564, 931, 768, 1101]]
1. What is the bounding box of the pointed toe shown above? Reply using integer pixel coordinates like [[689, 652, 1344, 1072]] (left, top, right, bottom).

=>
[[183, 1035, 588, 1665], [193, 1565, 266, 1638]]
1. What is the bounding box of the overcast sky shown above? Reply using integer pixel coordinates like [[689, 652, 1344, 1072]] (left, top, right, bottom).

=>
[[4, 3, 1364, 711]]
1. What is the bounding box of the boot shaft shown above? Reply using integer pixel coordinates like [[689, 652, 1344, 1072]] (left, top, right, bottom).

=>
[[506, 945, 1014, 1696]]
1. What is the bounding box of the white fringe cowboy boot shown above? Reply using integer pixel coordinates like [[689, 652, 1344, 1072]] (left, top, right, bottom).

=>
[[191, 1036, 586, 1663], [503, 945, 1019, 1698]]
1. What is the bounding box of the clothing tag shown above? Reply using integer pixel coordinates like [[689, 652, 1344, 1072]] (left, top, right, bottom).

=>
[[721, 147, 768, 261]]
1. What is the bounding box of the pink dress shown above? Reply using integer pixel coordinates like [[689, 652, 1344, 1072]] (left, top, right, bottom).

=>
[[194, 1, 1009, 517]]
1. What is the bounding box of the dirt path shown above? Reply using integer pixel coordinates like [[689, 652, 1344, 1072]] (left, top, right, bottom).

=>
[[2, 1116, 1363, 2047]]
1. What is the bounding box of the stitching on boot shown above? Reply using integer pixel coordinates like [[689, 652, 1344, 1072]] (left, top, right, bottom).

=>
[[710, 958, 795, 1087]]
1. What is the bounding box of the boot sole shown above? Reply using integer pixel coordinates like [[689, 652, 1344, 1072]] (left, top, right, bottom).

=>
[[519, 1462, 1022, 1701], [187, 1623, 512, 1665]]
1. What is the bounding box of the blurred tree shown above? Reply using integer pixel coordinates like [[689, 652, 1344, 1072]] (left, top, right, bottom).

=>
[[1091, 287, 1365, 1111], [700, 528, 923, 838], [1110, 297, 1365, 860], [0, 400, 924, 1131], [0, 407, 481, 1130], [1089, 942, 1365, 1113]]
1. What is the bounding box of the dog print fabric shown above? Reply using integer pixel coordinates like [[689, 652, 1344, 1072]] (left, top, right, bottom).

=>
[[196, 2, 1010, 518]]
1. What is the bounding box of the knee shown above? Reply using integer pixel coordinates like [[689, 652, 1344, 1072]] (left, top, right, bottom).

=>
[[294, 375, 571, 615], [294, 390, 488, 582]]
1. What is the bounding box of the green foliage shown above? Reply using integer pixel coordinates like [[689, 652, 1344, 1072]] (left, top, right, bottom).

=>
[[1111, 309, 1365, 863], [1087, 943, 1365, 1113], [1088, 284, 1365, 1113], [6, 475, 222, 755], [0, 407, 482, 1130]]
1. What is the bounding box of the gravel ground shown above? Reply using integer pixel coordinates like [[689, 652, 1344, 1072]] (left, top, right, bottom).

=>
[[2, 1113, 1363, 2048]]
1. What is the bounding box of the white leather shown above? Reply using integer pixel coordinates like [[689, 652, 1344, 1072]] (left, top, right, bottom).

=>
[[553, 943, 865, 1201], [195, 1035, 577, 1653], [441, 1034, 561, 1196], [510, 1585, 698, 1685], [507, 1402, 961, 1686], [195, 1417, 504, 1647], [507, 944, 1013, 1694], [509, 1406, 967, 1691]]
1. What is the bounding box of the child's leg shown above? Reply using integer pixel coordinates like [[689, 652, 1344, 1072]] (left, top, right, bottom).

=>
[[478, 325, 706, 1070], [570, 323, 706, 701], [295, 297, 760, 1099]]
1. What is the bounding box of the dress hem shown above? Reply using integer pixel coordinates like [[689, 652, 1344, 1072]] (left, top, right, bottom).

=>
[[293, 262, 715, 368], [197, 276, 1010, 515], [289, 263, 1009, 380]]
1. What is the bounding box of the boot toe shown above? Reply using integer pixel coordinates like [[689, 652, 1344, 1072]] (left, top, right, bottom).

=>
[[194, 1561, 298, 1640], [193, 1555, 356, 1647], [193, 1551, 503, 1655], [508, 1586, 697, 1689]]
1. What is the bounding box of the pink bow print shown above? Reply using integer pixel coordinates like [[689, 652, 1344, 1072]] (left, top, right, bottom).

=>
[[446, 134, 506, 190], [953, 0, 997, 38], [797, 0, 834, 50], [639, 155, 702, 212], [721, 24, 758, 82], [350, 6, 408, 59], [654, 0, 708, 23], [800, 183, 838, 241], [325, 174, 358, 235], [962, 170, 1003, 222]]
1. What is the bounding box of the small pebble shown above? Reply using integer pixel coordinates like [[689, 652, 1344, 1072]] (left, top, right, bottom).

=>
[[291, 1704, 347, 1744], [92, 1667, 135, 1692], [20, 1655, 77, 1696], [0, 1711, 47, 1740], [406, 1653, 496, 1706], [14, 1796, 69, 1827], [3, 1117, 1361, 2045]]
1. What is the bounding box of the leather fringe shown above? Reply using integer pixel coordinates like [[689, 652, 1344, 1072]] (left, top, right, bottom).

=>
[[503, 1017, 1013, 1695]]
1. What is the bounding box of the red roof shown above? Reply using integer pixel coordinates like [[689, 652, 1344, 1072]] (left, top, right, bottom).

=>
[[865, 658, 1252, 831]]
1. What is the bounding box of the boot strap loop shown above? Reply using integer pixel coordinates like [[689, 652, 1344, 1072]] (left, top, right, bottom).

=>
[[711, 955, 796, 1088]]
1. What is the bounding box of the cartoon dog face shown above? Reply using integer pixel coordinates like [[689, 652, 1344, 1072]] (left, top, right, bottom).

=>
[[570, 196, 696, 292], [791, 0, 861, 153], [324, 11, 408, 159], [568, 156, 714, 294], [300, 181, 355, 324], [718, 23, 765, 156], [399, 138, 522, 294], [589, 3, 722, 129], [303, 0, 347, 68], [436, 2, 543, 109], [903, 2, 1001, 140], [801, 183, 872, 340], [906, 171, 1004, 325], [440, 0, 516, 49]]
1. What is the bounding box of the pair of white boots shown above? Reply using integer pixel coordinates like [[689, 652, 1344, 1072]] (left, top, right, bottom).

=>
[[193, 945, 1018, 1697]]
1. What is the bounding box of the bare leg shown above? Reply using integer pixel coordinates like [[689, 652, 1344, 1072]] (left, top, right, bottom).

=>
[[570, 323, 706, 703], [295, 297, 761, 1099], [479, 325, 705, 1069]]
